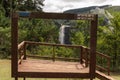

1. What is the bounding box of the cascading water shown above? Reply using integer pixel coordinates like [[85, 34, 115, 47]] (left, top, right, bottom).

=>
[[59, 25, 71, 44], [59, 25, 65, 44]]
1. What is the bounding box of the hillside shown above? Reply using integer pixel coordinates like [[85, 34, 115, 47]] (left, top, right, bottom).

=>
[[106, 6, 120, 12], [64, 5, 120, 14]]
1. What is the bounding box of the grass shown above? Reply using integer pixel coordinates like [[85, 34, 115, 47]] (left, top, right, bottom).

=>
[[0, 59, 120, 80]]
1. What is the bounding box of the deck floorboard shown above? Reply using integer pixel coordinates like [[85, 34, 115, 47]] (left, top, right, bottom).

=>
[[18, 59, 89, 73]]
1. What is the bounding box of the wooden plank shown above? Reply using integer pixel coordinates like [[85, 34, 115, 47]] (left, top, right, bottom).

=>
[[11, 13, 18, 77], [18, 59, 90, 78], [18, 72, 90, 78], [18, 59, 88, 73], [89, 14, 98, 79], [96, 71, 114, 80]]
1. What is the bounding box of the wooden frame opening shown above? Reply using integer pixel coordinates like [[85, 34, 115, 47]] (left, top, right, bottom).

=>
[[11, 12, 98, 79]]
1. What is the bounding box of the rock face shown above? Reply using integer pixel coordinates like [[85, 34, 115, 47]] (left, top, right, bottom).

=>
[[64, 5, 113, 25]]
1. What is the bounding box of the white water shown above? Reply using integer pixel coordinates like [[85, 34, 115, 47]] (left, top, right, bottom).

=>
[[59, 25, 70, 44]]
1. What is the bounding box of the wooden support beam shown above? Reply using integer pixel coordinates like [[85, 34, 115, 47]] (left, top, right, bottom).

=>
[[89, 14, 98, 79], [18, 72, 90, 78], [30, 12, 77, 20], [11, 13, 18, 77], [18, 12, 96, 20]]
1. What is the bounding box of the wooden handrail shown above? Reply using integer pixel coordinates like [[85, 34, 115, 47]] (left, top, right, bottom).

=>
[[18, 41, 26, 64], [96, 52, 110, 60], [18, 41, 25, 50], [25, 41, 82, 62], [25, 41, 82, 48], [80, 47, 111, 75], [27, 55, 80, 61]]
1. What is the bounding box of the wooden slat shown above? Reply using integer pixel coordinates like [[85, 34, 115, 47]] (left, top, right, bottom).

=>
[[96, 71, 114, 80]]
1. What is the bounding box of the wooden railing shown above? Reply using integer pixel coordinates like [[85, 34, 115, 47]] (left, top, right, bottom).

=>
[[18, 41, 26, 64], [96, 52, 111, 75], [80, 46, 111, 75], [24, 41, 82, 62], [17, 41, 111, 75]]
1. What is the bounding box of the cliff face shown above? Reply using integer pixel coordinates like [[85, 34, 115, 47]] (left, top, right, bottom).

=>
[[64, 5, 118, 25]]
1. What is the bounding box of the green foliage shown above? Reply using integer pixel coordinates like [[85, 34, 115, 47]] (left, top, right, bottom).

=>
[[97, 12, 120, 70], [0, 5, 11, 58], [18, 19, 59, 43], [70, 20, 90, 46], [71, 31, 84, 45], [0, 27, 11, 58]]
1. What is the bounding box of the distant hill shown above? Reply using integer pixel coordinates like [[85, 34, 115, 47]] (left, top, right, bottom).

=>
[[106, 6, 120, 12], [64, 5, 120, 14]]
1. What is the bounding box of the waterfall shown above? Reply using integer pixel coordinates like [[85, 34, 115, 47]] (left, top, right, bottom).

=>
[[59, 25, 71, 44]]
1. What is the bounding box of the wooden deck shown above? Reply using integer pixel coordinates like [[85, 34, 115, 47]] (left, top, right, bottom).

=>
[[18, 59, 89, 73]]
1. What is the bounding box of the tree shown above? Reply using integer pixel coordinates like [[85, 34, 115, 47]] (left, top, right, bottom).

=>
[[97, 12, 120, 70], [2, 0, 44, 17], [17, 0, 44, 11]]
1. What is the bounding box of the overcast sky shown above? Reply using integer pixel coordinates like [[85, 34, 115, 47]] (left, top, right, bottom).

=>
[[43, 0, 120, 12]]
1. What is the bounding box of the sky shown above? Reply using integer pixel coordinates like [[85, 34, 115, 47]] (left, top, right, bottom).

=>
[[42, 0, 120, 12]]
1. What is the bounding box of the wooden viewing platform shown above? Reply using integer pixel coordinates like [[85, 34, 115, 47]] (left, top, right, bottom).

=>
[[18, 59, 89, 78], [11, 12, 113, 80], [18, 59, 88, 73]]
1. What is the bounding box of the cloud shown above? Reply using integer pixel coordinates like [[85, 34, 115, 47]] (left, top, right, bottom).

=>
[[43, 0, 120, 12], [61, 0, 84, 2], [43, 0, 74, 12]]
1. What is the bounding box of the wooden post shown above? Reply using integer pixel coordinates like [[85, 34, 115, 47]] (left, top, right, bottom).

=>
[[80, 46, 83, 64], [52, 46, 55, 62], [107, 58, 110, 75], [11, 12, 18, 77], [23, 77, 26, 80], [89, 14, 98, 79], [23, 42, 26, 60], [85, 48, 88, 67], [15, 77, 18, 80]]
